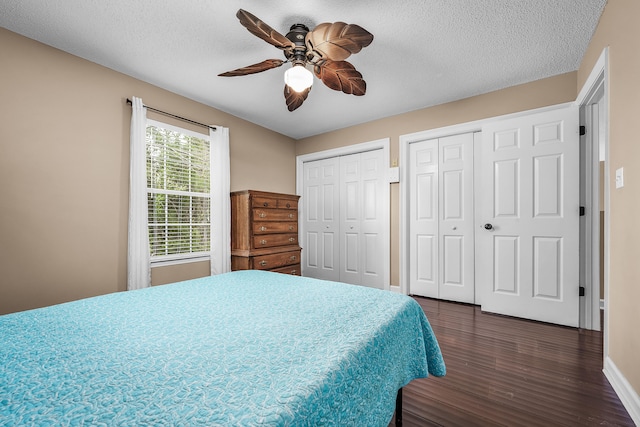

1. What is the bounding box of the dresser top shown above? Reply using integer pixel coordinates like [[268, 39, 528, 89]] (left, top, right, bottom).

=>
[[231, 190, 300, 200]]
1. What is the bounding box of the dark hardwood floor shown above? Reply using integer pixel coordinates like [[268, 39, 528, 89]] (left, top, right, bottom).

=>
[[390, 297, 634, 427]]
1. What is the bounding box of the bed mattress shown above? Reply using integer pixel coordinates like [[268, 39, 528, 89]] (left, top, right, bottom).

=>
[[1, 270, 445, 426]]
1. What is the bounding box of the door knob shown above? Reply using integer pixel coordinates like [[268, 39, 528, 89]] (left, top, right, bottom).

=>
[[483, 223, 493, 230]]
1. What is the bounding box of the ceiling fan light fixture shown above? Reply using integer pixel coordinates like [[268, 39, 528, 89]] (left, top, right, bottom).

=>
[[220, 10, 373, 110], [284, 64, 313, 93]]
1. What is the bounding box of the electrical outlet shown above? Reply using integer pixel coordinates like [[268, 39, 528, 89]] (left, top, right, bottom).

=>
[[389, 167, 400, 183]]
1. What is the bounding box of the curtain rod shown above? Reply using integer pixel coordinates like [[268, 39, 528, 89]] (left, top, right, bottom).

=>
[[126, 98, 217, 131]]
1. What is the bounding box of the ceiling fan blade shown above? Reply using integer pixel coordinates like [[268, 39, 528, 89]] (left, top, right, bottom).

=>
[[236, 9, 295, 51], [218, 59, 285, 77], [284, 84, 311, 111], [306, 22, 373, 62], [314, 60, 366, 95]]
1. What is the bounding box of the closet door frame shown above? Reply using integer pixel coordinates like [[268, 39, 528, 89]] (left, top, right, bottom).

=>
[[296, 138, 391, 290]]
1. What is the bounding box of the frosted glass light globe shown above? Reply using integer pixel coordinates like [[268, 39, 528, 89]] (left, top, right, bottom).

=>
[[284, 65, 313, 92]]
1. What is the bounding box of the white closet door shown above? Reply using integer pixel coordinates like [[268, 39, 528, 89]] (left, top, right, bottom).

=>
[[302, 157, 340, 281], [340, 153, 361, 285], [439, 133, 475, 303], [358, 149, 386, 289], [339, 150, 386, 288], [477, 106, 580, 327], [408, 133, 475, 302], [409, 139, 439, 297]]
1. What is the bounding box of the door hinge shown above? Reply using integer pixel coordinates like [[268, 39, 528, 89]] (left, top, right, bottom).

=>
[[580, 206, 586, 216], [580, 125, 586, 136], [579, 286, 585, 296]]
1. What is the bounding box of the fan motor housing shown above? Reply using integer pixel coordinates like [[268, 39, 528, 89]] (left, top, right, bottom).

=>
[[286, 24, 309, 44], [285, 24, 309, 64]]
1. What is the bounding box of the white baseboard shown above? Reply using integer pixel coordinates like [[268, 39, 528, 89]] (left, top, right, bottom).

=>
[[603, 356, 640, 425]]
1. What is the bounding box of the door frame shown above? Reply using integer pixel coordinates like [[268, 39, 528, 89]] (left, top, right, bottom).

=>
[[575, 48, 610, 339], [296, 138, 391, 290]]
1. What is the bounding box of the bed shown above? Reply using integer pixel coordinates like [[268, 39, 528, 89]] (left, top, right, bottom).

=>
[[1, 270, 445, 426]]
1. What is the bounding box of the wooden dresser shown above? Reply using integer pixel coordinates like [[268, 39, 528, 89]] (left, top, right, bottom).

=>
[[230, 190, 301, 275]]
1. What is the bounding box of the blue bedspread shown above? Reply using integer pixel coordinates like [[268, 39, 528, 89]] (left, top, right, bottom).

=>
[[1, 270, 445, 426]]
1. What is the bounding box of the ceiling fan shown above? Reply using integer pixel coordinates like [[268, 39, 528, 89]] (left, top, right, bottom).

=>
[[219, 9, 374, 111]]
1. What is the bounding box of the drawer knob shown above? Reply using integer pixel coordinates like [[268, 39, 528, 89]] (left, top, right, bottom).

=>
[[291, 270, 298, 275], [259, 213, 266, 218], [290, 255, 297, 261], [260, 239, 267, 245], [263, 202, 269, 207], [289, 226, 294, 231], [286, 203, 291, 208], [288, 213, 294, 219], [289, 237, 295, 242], [259, 260, 268, 267], [260, 226, 267, 231]]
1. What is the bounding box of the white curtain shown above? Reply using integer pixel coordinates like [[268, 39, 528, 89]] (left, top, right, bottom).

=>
[[127, 97, 151, 290], [210, 126, 231, 275]]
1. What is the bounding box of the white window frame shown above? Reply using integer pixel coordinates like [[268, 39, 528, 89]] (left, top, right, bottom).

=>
[[145, 119, 231, 271]]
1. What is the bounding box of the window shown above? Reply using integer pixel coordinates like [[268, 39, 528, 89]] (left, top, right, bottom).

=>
[[128, 96, 229, 289], [146, 120, 211, 264]]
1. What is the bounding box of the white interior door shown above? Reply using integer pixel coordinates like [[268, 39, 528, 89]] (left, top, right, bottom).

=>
[[408, 133, 475, 302], [302, 157, 340, 281], [339, 150, 386, 289], [477, 106, 580, 327]]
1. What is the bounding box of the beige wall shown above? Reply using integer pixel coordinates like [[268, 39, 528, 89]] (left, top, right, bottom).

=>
[[0, 28, 296, 314], [296, 73, 577, 286], [578, 0, 640, 401]]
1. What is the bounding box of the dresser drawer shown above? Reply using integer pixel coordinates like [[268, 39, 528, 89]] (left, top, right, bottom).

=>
[[252, 196, 278, 209], [251, 196, 298, 210], [253, 233, 298, 249], [253, 222, 297, 234], [270, 263, 301, 276], [253, 208, 297, 222], [277, 199, 297, 210], [253, 250, 300, 270]]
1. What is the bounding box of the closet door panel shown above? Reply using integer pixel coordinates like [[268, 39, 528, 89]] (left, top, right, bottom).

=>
[[338, 150, 385, 288], [416, 234, 436, 284], [409, 139, 439, 297], [340, 154, 361, 285], [359, 150, 385, 288], [439, 133, 475, 303], [322, 233, 336, 270], [442, 235, 463, 285], [302, 157, 339, 281]]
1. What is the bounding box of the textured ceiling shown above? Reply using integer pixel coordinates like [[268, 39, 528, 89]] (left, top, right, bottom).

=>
[[0, 0, 606, 139]]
